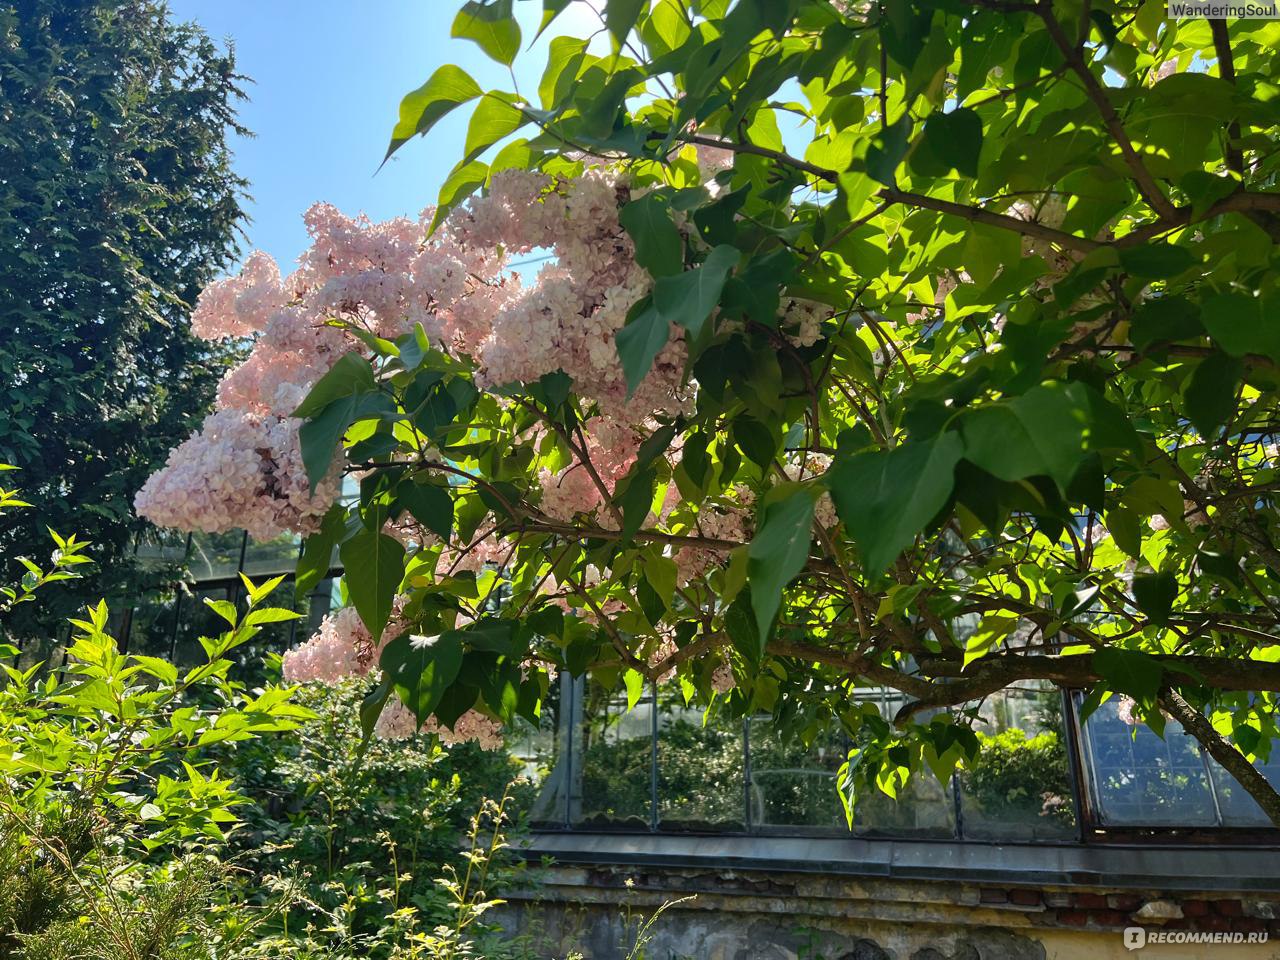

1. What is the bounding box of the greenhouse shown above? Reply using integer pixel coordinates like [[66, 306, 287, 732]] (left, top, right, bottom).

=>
[[38, 531, 1277, 956]]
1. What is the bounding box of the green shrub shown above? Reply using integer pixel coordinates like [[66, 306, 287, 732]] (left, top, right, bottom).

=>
[[213, 676, 536, 959], [961, 728, 1074, 825], [0, 470, 307, 959]]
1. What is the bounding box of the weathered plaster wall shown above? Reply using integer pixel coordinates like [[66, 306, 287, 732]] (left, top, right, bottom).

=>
[[501, 864, 1280, 959]]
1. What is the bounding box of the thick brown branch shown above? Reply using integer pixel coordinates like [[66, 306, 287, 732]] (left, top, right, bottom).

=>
[[918, 652, 1280, 693], [1117, 190, 1280, 247], [879, 188, 1102, 252], [666, 133, 1104, 253]]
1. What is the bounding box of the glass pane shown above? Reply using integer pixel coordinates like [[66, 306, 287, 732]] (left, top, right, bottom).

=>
[[187, 531, 246, 582], [570, 679, 653, 830], [242, 532, 301, 577], [1208, 741, 1280, 826], [1081, 696, 1218, 826], [747, 717, 846, 832], [657, 688, 744, 832], [134, 527, 189, 570], [522, 677, 566, 830], [123, 587, 182, 658], [855, 772, 956, 836], [958, 683, 1077, 840], [856, 692, 957, 837]]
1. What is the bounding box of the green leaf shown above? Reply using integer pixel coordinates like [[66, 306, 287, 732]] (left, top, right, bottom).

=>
[[619, 193, 684, 277], [616, 240, 738, 391], [430, 161, 490, 234], [398, 480, 454, 542], [827, 433, 964, 575], [606, 0, 647, 45], [536, 0, 574, 40], [650, 244, 741, 338], [1133, 570, 1178, 626], [296, 504, 346, 599], [243, 607, 302, 628], [385, 64, 484, 161], [732, 416, 777, 471], [1117, 243, 1198, 279], [748, 487, 816, 642], [623, 667, 646, 711], [960, 382, 1095, 493], [462, 92, 527, 165], [616, 467, 657, 542], [864, 117, 912, 186], [1184, 352, 1241, 438], [1200, 292, 1280, 361], [339, 529, 406, 641], [204, 598, 237, 627], [1092, 647, 1164, 705], [921, 107, 982, 178], [292, 353, 376, 420], [132, 655, 178, 685], [539, 36, 588, 108], [615, 300, 669, 398], [381, 631, 464, 724], [1106, 505, 1142, 561], [451, 1, 521, 66], [360, 675, 395, 739], [298, 392, 396, 493], [643, 554, 678, 610], [1129, 296, 1203, 351], [963, 613, 1018, 669]]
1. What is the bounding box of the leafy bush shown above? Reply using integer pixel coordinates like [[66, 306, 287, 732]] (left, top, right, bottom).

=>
[[0, 470, 308, 959], [211, 676, 536, 959], [961, 728, 1075, 826]]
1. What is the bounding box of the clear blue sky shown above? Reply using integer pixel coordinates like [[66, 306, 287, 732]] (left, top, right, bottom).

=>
[[167, 1, 601, 272]]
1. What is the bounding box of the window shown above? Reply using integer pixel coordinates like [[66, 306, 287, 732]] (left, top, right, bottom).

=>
[[570, 680, 654, 830], [957, 683, 1077, 841], [1079, 694, 1280, 829], [658, 688, 744, 832], [107, 523, 1280, 848], [241, 532, 301, 577], [187, 531, 246, 581], [747, 716, 844, 831]]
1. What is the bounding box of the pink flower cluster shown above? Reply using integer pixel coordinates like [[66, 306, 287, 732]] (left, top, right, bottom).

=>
[[140, 165, 697, 542], [375, 697, 505, 750], [281, 607, 381, 685], [674, 486, 756, 585], [134, 409, 340, 540], [282, 602, 506, 749], [190, 251, 290, 340], [537, 417, 641, 523], [460, 170, 691, 420]]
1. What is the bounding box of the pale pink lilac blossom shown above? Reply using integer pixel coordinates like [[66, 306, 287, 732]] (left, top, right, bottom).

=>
[[134, 409, 340, 540]]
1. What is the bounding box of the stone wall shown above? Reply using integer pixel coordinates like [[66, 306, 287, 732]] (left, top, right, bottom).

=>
[[500, 863, 1280, 959]]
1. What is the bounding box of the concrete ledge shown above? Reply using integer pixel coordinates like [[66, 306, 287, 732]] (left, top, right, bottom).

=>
[[521, 831, 1280, 892]]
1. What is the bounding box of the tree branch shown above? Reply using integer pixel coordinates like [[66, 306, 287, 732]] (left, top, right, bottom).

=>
[[1038, 6, 1179, 220], [665, 133, 1105, 253], [1210, 20, 1245, 175]]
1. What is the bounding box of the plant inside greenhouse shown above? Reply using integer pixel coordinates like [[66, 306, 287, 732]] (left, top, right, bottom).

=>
[[6, 0, 1280, 956]]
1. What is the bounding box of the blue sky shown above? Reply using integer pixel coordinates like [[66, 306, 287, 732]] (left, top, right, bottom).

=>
[[168, 1, 601, 272]]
